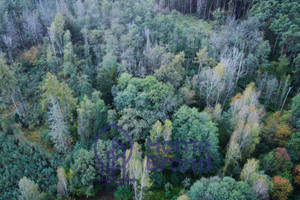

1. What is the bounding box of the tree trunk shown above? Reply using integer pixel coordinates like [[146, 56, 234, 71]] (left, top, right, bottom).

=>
[[280, 86, 292, 112], [272, 35, 279, 56], [6, 86, 21, 119], [204, 0, 208, 18]]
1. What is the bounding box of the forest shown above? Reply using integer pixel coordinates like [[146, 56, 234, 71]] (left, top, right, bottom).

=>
[[0, 0, 299, 199]]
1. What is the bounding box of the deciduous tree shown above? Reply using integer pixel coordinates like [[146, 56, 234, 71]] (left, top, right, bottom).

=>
[[271, 176, 293, 200], [18, 177, 46, 200]]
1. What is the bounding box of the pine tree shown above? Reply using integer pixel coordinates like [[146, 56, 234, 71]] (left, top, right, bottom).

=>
[[63, 30, 77, 88], [48, 95, 70, 154], [48, 13, 65, 56]]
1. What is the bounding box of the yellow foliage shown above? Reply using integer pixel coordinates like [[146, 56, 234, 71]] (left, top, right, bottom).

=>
[[67, 169, 73, 179]]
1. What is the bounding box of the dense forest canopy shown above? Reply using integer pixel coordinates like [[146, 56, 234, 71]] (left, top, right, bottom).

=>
[[0, 0, 299, 199]]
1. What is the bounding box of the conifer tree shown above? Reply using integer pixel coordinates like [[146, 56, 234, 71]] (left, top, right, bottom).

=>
[[48, 95, 70, 154]]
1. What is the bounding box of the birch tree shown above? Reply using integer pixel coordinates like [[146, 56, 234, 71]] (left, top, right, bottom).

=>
[[198, 63, 225, 106], [124, 143, 152, 200], [224, 83, 264, 172], [240, 159, 259, 183]]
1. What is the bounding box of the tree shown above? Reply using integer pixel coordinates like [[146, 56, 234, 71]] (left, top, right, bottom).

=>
[[0, 55, 22, 118], [40, 72, 76, 120], [198, 63, 225, 106], [291, 94, 300, 128], [249, 173, 270, 200], [223, 141, 241, 174], [62, 30, 77, 88], [96, 66, 117, 105], [240, 159, 259, 183], [271, 176, 293, 200], [57, 167, 69, 199], [154, 51, 185, 88], [77, 92, 108, 141], [48, 95, 70, 154], [94, 139, 112, 178], [124, 143, 152, 200], [93, 97, 108, 135], [226, 83, 263, 162], [18, 177, 46, 200], [188, 176, 255, 200], [172, 105, 221, 173], [69, 149, 97, 197], [149, 119, 172, 142], [48, 13, 65, 56], [117, 107, 149, 142], [143, 45, 171, 74], [260, 148, 293, 178], [194, 46, 209, 78], [285, 131, 300, 163], [262, 111, 293, 146], [293, 165, 300, 184], [77, 96, 94, 140], [114, 74, 178, 141]]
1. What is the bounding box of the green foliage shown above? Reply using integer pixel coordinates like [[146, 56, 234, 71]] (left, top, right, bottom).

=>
[[40, 72, 77, 119], [0, 132, 59, 199], [154, 51, 185, 88], [250, 0, 300, 56], [285, 131, 300, 163], [69, 148, 96, 197], [114, 74, 178, 141], [260, 148, 293, 179], [0, 54, 16, 93], [172, 105, 221, 173], [96, 66, 117, 105], [114, 185, 133, 200], [291, 94, 300, 128], [77, 92, 108, 141], [48, 96, 70, 153], [188, 176, 255, 200], [1, 0, 300, 199]]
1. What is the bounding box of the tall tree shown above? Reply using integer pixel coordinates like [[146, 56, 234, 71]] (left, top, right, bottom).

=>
[[40, 72, 76, 121], [124, 143, 152, 200], [62, 30, 77, 88], [48, 13, 65, 57], [172, 105, 221, 173], [69, 149, 97, 197], [48, 95, 70, 154], [224, 83, 264, 173], [0, 55, 22, 118]]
